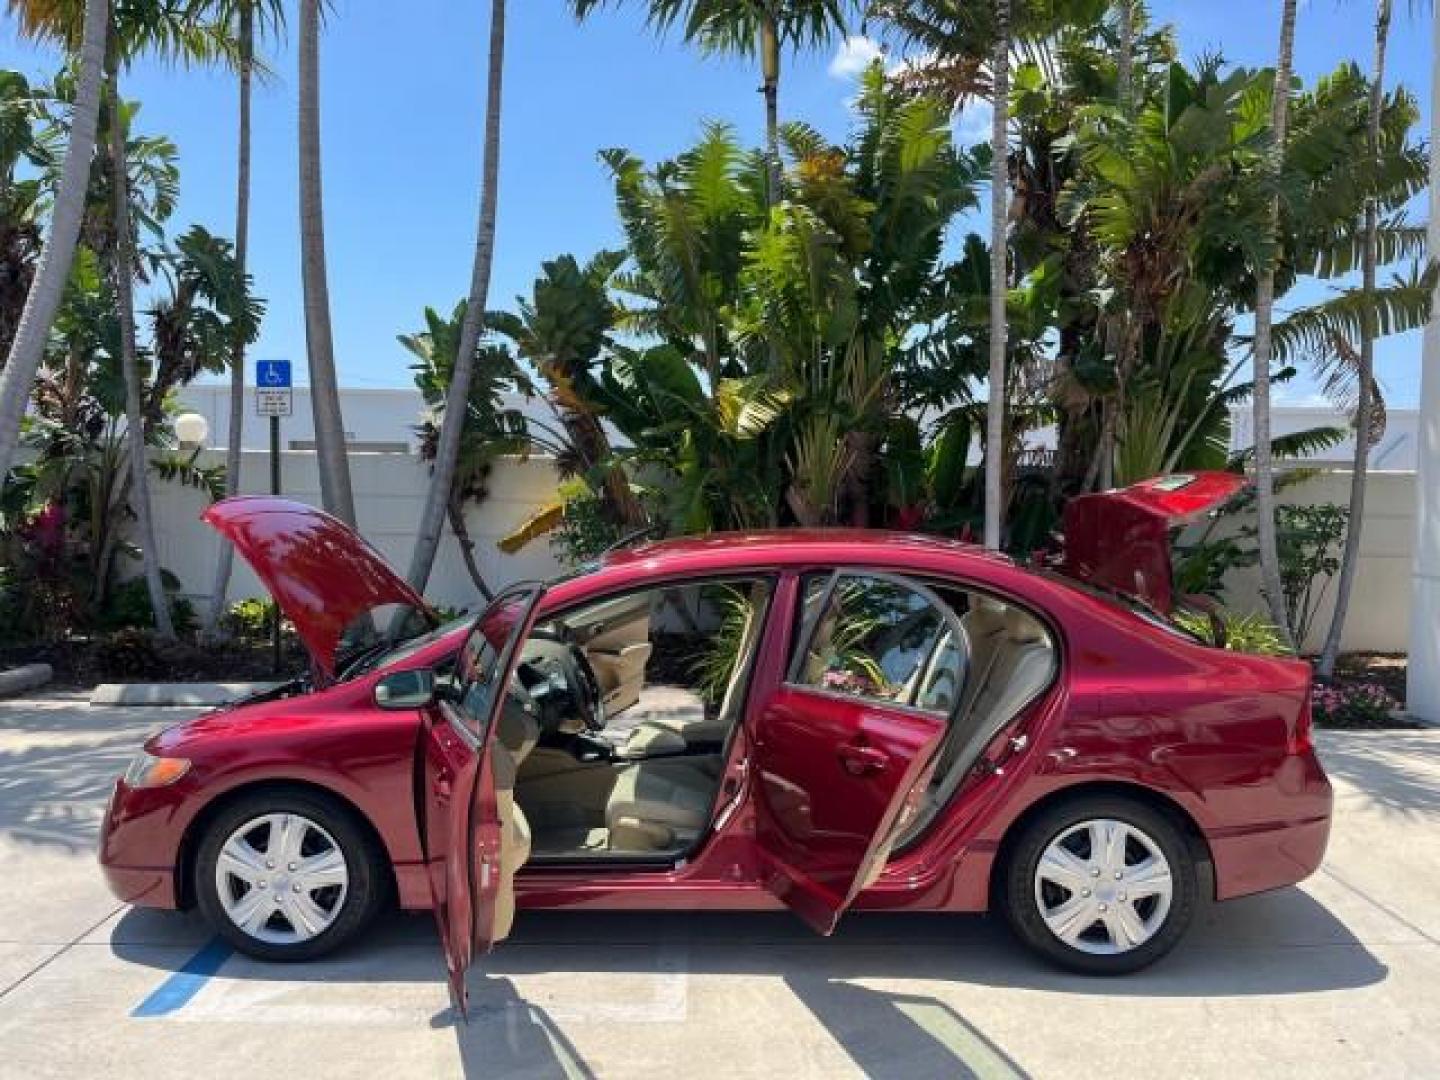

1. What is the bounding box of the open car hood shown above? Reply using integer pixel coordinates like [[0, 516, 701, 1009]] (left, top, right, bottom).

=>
[[202, 497, 435, 680], [1060, 472, 1247, 614]]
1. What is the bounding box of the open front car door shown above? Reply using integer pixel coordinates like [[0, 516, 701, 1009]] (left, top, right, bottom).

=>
[[418, 583, 544, 1016]]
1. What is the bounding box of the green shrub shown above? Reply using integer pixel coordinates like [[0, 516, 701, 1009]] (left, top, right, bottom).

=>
[[93, 628, 168, 680], [98, 575, 197, 637], [224, 598, 276, 642], [1174, 609, 1291, 656]]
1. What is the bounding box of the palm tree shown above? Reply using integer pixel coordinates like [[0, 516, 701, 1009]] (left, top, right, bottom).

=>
[[1317, 0, 1393, 676], [567, 1, 852, 206], [401, 301, 531, 600], [983, 0, 1009, 550], [204, 0, 284, 636], [24, 1, 230, 640], [0, 0, 107, 491], [1116, 0, 1133, 113], [106, 34, 174, 637], [405, 0, 506, 595], [1252, 0, 1300, 649], [298, 0, 356, 526]]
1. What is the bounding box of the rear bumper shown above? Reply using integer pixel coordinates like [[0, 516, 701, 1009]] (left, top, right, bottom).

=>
[[1209, 749, 1333, 900]]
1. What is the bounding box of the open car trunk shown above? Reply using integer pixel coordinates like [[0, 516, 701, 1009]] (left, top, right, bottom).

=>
[[1060, 472, 1247, 614]]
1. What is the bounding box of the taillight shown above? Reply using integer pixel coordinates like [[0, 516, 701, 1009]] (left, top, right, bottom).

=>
[[1287, 697, 1315, 755]]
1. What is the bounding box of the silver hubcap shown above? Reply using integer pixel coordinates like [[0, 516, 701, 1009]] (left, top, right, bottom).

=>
[[1033, 818, 1174, 955], [215, 813, 348, 944]]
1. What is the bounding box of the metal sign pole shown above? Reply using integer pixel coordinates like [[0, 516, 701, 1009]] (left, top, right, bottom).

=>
[[270, 413, 282, 673], [256, 359, 293, 675]]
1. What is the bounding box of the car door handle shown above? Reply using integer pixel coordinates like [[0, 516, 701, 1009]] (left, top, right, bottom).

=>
[[837, 743, 889, 777]]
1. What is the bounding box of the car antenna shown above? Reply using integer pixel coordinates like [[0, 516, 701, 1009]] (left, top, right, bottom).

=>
[[600, 523, 663, 556]]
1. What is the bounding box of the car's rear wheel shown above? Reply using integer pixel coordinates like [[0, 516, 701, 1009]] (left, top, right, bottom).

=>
[[195, 790, 385, 961], [1001, 795, 1197, 974]]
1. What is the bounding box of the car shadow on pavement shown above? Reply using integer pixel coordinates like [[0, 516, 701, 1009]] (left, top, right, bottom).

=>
[[431, 979, 599, 1080], [111, 883, 1384, 1079]]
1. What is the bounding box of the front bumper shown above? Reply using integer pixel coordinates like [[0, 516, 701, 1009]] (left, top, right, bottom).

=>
[[98, 779, 187, 910]]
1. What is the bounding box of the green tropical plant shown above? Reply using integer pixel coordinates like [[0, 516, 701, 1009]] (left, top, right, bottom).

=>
[[0, 0, 107, 494], [1173, 608, 1290, 656]]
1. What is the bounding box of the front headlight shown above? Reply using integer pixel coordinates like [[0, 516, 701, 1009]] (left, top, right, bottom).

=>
[[122, 750, 191, 788]]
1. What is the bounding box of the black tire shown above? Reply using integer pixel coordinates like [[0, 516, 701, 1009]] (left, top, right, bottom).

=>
[[1000, 795, 1198, 975], [194, 789, 386, 962]]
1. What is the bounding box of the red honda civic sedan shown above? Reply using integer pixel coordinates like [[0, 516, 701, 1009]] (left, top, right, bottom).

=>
[[100, 473, 1331, 1002]]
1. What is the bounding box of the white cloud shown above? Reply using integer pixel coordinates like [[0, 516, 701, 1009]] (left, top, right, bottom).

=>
[[829, 35, 884, 79], [955, 99, 994, 147]]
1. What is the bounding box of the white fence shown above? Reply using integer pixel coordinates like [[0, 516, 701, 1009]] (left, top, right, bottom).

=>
[[147, 453, 1417, 653]]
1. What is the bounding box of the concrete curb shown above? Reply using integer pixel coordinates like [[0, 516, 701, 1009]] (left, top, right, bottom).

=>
[[90, 682, 281, 707], [0, 664, 54, 699]]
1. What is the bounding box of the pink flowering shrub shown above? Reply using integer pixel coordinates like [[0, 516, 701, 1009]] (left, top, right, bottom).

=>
[[1312, 682, 1399, 728]]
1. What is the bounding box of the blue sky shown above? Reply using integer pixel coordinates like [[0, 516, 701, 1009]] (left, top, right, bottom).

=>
[[1, 1, 1432, 405]]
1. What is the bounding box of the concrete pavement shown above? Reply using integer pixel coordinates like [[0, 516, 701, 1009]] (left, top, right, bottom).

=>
[[1, 692, 1437, 1078]]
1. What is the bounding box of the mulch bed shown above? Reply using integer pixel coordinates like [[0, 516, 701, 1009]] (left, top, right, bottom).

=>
[[0, 637, 308, 689]]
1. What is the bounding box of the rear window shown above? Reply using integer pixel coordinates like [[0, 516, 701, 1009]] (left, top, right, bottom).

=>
[[1037, 571, 1205, 645]]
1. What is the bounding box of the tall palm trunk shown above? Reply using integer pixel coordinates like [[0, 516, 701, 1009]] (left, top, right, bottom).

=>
[[205, 2, 253, 635], [983, 0, 1010, 551], [1319, 0, 1392, 677], [298, 0, 356, 526], [760, 12, 781, 207], [108, 56, 175, 640], [0, 0, 107, 486], [406, 0, 506, 595], [1253, 0, 1299, 650], [448, 496, 493, 603], [1116, 0, 1133, 113]]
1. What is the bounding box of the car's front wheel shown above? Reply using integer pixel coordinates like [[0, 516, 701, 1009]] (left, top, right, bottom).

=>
[[1001, 795, 1197, 974], [195, 790, 385, 961]]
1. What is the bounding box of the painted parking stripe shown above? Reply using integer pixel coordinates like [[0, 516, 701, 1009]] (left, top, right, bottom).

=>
[[131, 938, 234, 1018]]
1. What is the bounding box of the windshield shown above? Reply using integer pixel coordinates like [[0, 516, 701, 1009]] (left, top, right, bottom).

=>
[[337, 613, 473, 681]]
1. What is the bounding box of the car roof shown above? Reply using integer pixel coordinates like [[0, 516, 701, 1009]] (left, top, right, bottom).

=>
[[591, 528, 1015, 578]]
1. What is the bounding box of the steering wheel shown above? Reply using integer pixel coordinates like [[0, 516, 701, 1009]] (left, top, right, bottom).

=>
[[505, 667, 541, 724], [568, 644, 608, 732]]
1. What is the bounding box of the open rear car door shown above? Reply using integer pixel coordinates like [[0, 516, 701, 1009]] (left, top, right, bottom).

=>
[[418, 583, 544, 1015], [751, 575, 957, 935]]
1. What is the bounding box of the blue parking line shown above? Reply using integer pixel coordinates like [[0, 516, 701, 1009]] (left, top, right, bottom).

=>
[[131, 938, 234, 1018]]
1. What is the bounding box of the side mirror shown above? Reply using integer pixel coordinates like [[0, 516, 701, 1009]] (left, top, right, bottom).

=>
[[374, 668, 437, 710]]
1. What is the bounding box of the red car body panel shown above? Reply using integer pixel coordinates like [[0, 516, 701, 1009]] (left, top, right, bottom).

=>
[[100, 511, 1331, 932]]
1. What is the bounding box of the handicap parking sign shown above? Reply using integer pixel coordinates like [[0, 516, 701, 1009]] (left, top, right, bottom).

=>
[[256, 359, 292, 388], [255, 359, 293, 417]]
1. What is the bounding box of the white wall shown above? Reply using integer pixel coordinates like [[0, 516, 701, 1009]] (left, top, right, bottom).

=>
[[150, 451, 567, 615], [1206, 470, 1415, 653]]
